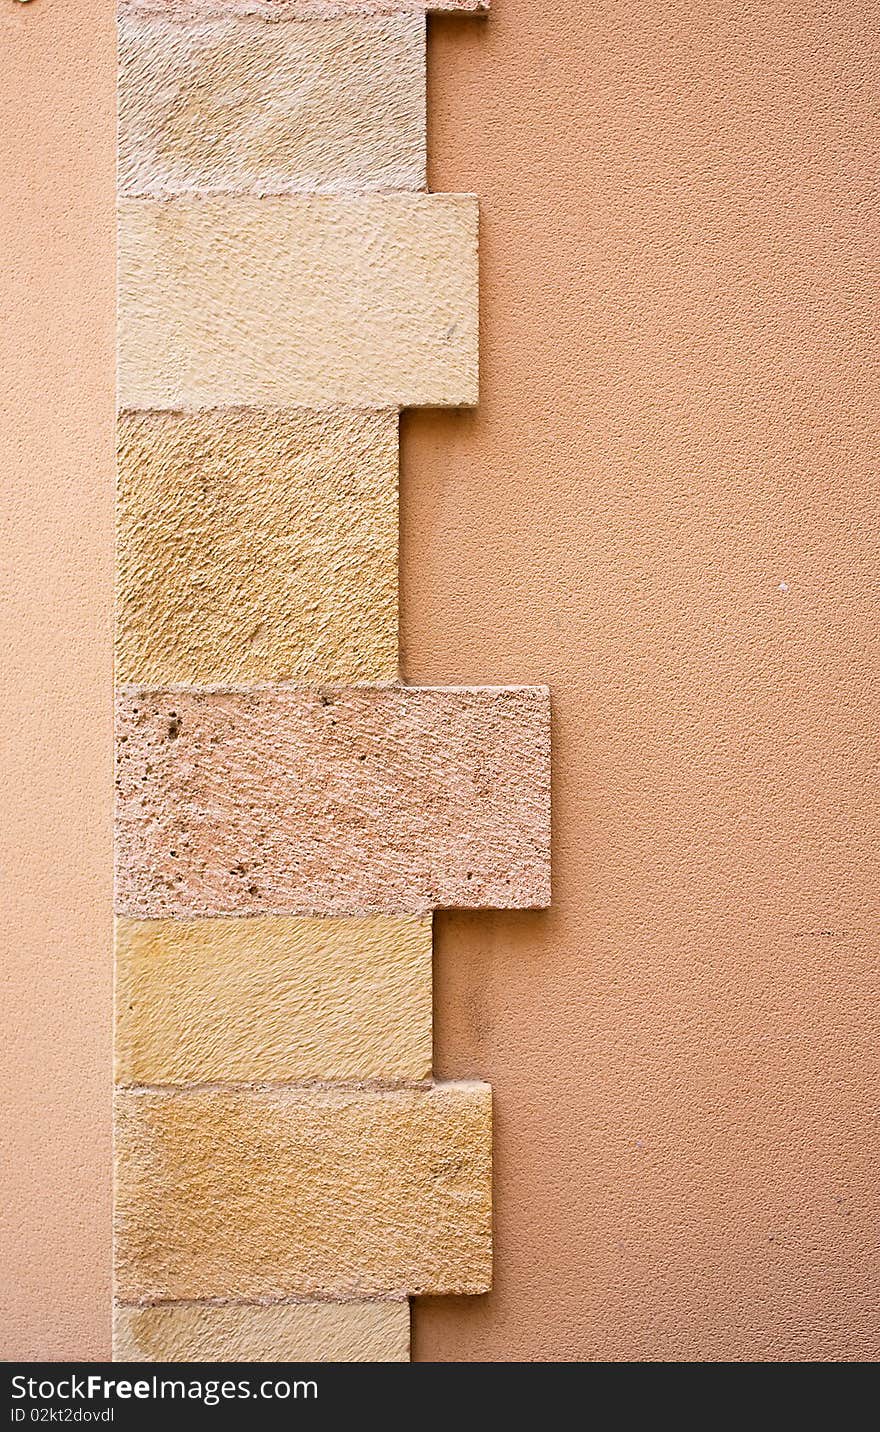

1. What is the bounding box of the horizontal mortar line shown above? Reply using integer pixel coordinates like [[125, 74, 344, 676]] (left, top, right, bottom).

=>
[[118, 5, 488, 21], [115, 401, 407, 416], [112, 910, 434, 922], [119, 186, 431, 201], [115, 403, 403, 417], [117, 190, 474, 205], [115, 1077, 439, 1094], [114, 1293, 412, 1311], [112, 683, 407, 702], [112, 904, 439, 920], [114, 680, 548, 696]]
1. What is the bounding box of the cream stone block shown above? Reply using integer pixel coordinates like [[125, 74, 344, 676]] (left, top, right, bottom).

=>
[[113, 1299, 410, 1362], [116, 408, 398, 686], [117, 195, 478, 409], [114, 914, 432, 1084], [114, 1082, 492, 1301], [118, 16, 425, 197], [114, 684, 551, 918]]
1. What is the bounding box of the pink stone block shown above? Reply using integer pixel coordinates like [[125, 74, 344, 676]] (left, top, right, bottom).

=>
[[115, 686, 550, 917]]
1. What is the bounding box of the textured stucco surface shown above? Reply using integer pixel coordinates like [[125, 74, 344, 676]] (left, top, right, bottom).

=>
[[114, 1298, 410, 1362], [116, 408, 399, 685], [5, 0, 879, 1364], [114, 1082, 492, 1300], [0, 0, 115, 1361], [119, 15, 426, 197], [118, 194, 478, 409], [114, 684, 551, 917], [115, 914, 432, 1083], [410, 3, 880, 1363]]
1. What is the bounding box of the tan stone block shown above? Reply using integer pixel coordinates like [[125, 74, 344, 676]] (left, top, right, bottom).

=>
[[114, 685, 551, 918], [116, 408, 398, 686], [114, 1082, 492, 1300], [117, 195, 478, 410], [115, 914, 432, 1084], [113, 1299, 410, 1362], [119, 16, 425, 198]]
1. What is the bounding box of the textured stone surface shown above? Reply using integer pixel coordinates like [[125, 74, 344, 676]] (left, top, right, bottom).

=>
[[114, 1299, 410, 1362], [119, 16, 425, 197], [119, 2, 486, 16], [115, 914, 432, 1083], [116, 408, 398, 686], [118, 195, 478, 410], [114, 685, 550, 917], [115, 1083, 492, 1300]]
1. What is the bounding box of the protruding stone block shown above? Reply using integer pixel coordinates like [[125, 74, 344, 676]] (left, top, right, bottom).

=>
[[114, 1082, 492, 1301], [118, 195, 478, 410], [114, 684, 551, 917]]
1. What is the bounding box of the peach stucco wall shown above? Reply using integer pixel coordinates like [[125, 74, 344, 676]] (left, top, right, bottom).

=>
[[2, 0, 878, 1361]]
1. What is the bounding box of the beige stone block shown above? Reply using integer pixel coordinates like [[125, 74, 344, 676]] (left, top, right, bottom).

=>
[[117, 194, 478, 410], [119, 16, 425, 198], [116, 408, 398, 686], [115, 914, 432, 1084], [114, 1082, 492, 1301], [114, 684, 551, 918], [113, 1299, 410, 1362]]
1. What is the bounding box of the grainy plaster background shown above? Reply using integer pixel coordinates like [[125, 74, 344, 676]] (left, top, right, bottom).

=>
[[1, 0, 878, 1361]]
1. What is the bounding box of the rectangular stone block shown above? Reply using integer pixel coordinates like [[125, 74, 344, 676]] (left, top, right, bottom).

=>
[[114, 1299, 410, 1362], [115, 914, 432, 1084], [116, 408, 398, 686], [114, 1082, 492, 1301], [118, 195, 478, 410], [119, 16, 425, 197], [114, 685, 551, 917]]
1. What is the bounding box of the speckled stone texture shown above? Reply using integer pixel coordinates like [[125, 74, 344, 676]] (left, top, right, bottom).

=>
[[114, 1300, 410, 1362], [114, 684, 550, 917], [118, 194, 478, 410], [119, 16, 425, 197], [115, 914, 432, 1083], [114, 1082, 492, 1300], [116, 408, 399, 685]]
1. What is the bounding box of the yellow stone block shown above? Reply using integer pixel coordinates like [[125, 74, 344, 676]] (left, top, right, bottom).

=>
[[114, 915, 432, 1084], [113, 1299, 410, 1362], [116, 408, 398, 685], [117, 194, 478, 409], [114, 1083, 492, 1301], [119, 15, 425, 196]]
